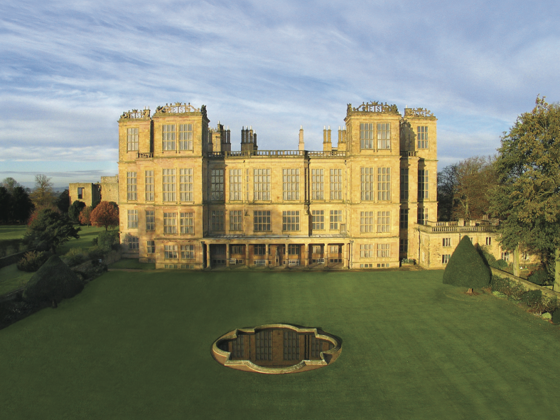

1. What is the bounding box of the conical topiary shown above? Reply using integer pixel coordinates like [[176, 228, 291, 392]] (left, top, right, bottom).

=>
[[443, 236, 491, 292], [23, 255, 83, 307]]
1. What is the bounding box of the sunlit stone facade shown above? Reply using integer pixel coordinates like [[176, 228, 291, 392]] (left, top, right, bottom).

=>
[[117, 102, 438, 269]]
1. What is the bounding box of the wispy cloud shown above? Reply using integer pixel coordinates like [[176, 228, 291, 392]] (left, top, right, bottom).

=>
[[1, 0, 560, 182]]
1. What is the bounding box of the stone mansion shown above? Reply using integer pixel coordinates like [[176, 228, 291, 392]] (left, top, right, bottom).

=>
[[117, 101, 438, 270]]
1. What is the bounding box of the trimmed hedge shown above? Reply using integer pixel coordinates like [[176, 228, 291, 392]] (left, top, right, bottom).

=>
[[527, 269, 550, 286], [443, 236, 491, 289], [22, 255, 83, 306]]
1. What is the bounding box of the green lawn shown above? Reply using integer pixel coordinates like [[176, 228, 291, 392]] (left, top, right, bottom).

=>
[[108, 258, 156, 270], [0, 264, 33, 295], [1, 270, 559, 419]]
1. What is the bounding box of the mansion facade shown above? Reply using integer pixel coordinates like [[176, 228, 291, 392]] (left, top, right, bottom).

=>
[[118, 101, 438, 269]]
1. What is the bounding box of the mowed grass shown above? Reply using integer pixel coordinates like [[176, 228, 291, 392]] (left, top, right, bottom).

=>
[[1, 270, 560, 420]]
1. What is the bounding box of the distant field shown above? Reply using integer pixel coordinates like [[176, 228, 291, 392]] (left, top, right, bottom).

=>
[[1, 270, 559, 419]]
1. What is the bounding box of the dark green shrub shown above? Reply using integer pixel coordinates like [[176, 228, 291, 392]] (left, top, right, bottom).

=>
[[22, 255, 83, 306], [492, 259, 509, 269], [443, 236, 491, 290], [520, 290, 543, 307], [92, 237, 98, 246], [552, 308, 560, 324], [98, 230, 120, 252], [17, 251, 50, 272], [88, 246, 104, 261], [62, 248, 87, 267], [527, 269, 550, 286], [68, 201, 86, 223]]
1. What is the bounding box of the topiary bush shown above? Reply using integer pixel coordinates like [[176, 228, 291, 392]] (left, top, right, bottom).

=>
[[17, 251, 50, 272], [443, 236, 491, 291], [22, 255, 84, 307]]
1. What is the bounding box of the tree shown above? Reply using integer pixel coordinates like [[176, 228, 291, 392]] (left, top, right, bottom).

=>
[[443, 236, 491, 294], [453, 156, 497, 220], [437, 156, 498, 221], [79, 206, 93, 225], [437, 164, 458, 221], [10, 186, 34, 224], [56, 189, 70, 214], [489, 96, 560, 277], [68, 201, 86, 223], [30, 174, 57, 209], [2, 177, 21, 195], [0, 186, 10, 223], [23, 209, 80, 253], [90, 201, 119, 230]]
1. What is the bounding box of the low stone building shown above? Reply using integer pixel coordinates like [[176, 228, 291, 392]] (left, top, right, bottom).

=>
[[69, 177, 119, 208], [415, 218, 539, 270]]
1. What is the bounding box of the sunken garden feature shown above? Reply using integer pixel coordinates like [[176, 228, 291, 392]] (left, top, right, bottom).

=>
[[212, 324, 342, 374]]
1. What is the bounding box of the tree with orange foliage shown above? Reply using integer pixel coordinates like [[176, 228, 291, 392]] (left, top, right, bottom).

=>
[[79, 206, 93, 225], [90, 201, 119, 231]]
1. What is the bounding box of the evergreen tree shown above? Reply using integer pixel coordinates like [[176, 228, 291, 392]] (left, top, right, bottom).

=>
[[489, 97, 560, 276], [10, 186, 34, 223], [0, 186, 10, 223], [68, 201, 86, 223], [443, 236, 491, 294], [56, 189, 70, 214]]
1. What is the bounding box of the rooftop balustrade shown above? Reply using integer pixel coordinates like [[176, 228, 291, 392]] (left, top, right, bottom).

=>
[[206, 150, 347, 159]]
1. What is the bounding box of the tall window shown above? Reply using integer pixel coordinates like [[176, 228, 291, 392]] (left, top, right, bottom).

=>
[[230, 169, 242, 201], [127, 210, 138, 229], [283, 330, 299, 361], [211, 169, 224, 201], [399, 208, 408, 229], [312, 210, 324, 230], [486, 237, 492, 246], [442, 238, 451, 247], [400, 168, 409, 201], [360, 211, 374, 233], [180, 212, 194, 234], [283, 169, 299, 200], [163, 169, 176, 202], [442, 254, 450, 264], [180, 169, 193, 201], [399, 239, 408, 254], [230, 210, 242, 231], [255, 330, 272, 361], [162, 124, 176, 150], [254, 211, 271, 232], [147, 240, 155, 254], [282, 211, 300, 231], [164, 244, 178, 259], [377, 211, 390, 233], [253, 169, 270, 201], [377, 123, 390, 149], [330, 210, 342, 230], [360, 244, 373, 258], [127, 128, 139, 151], [417, 207, 428, 225], [254, 245, 266, 255], [330, 169, 342, 200], [163, 213, 177, 234], [211, 210, 224, 232], [361, 168, 374, 201], [360, 123, 374, 149], [181, 245, 194, 259], [378, 168, 390, 201], [127, 172, 137, 201], [311, 169, 323, 200], [418, 170, 428, 200], [145, 210, 155, 231], [417, 126, 428, 149], [77, 187, 83, 199], [377, 244, 390, 257], [179, 124, 193, 150], [145, 170, 154, 201]]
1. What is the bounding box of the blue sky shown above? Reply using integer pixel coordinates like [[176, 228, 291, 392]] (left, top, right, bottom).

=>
[[1, 0, 559, 188]]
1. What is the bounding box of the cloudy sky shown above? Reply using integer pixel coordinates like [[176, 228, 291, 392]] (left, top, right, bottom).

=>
[[1, 0, 559, 188]]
